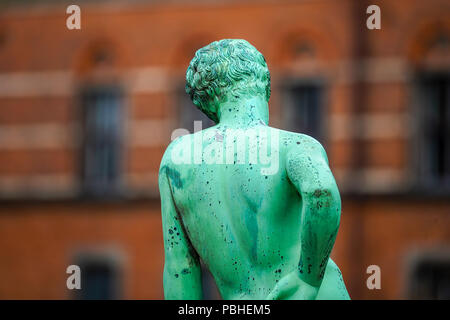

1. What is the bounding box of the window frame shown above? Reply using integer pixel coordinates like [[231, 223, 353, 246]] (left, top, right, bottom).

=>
[[411, 71, 450, 194], [405, 249, 450, 300], [279, 77, 329, 147], [72, 249, 124, 300], [77, 84, 125, 198]]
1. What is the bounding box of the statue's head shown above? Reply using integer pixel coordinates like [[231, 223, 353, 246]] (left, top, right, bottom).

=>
[[186, 39, 271, 123]]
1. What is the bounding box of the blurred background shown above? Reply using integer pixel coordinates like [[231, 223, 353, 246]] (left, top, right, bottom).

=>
[[0, 0, 449, 300]]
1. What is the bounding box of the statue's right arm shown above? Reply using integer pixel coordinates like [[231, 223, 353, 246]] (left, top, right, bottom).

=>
[[159, 150, 203, 300], [287, 137, 341, 291]]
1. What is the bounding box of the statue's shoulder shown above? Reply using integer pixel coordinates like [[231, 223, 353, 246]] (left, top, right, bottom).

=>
[[277, 129, 323, 149], [159, 134, 192, 173], [277, 129, 327, 161]]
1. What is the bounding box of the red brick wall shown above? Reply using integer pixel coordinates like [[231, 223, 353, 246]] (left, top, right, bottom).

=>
[[0, 202, 164, 299], [335, 199, 450, 299]]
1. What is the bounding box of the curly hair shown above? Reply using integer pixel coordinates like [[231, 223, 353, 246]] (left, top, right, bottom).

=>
[[185, 39, 271, 123]]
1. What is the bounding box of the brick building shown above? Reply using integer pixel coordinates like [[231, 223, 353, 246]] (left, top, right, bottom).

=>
[[0, 0, 449, 299]]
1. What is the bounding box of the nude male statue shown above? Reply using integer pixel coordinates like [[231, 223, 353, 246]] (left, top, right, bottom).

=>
[[159, 39, 350, 299]]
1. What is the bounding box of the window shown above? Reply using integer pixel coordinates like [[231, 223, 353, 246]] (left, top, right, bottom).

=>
[[409, 255, 450, 300], [417, 74, 450, 188], [80, 86, 123, 196], [73, 253, 122, 300], [177, 87, 214, 133], [283, 83, 323, 141]]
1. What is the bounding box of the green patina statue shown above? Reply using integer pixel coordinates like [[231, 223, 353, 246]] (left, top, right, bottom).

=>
[[159, 39, 350, 300]]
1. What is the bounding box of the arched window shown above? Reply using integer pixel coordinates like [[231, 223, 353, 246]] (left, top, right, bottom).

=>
[[75, 40, 125, 197], [80, 85, 124, 196], [277, 33, 329, 143], [410, 23, 450, 189], [73, 250, 123, 300]]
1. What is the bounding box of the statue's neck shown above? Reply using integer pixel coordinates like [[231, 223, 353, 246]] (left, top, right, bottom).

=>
[[217, 96, 269, 127]]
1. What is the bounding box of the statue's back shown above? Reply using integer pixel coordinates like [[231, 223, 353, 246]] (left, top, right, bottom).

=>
[[165, 125, 312, 299]]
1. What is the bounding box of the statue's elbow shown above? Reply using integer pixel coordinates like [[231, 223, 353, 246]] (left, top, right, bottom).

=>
[[306, 185, 341, 221]]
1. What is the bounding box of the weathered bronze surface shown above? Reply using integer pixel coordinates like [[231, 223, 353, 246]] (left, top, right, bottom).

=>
[[159, 39, 350, 299]]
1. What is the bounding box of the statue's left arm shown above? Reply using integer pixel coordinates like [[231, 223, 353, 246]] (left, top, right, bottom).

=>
[[159, 161, 203, 299]]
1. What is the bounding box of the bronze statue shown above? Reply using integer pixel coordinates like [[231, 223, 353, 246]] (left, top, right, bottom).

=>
[[159, 39, 350, 299]]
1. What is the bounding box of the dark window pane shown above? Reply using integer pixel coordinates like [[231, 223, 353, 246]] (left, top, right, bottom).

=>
[[81, 263, 114, 300], [80, 86, 123, 196], [410, 258, 450, 300], [419, 75, 450, 186], [74, 256, 122, 300], [284, 84, 322, 140]]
